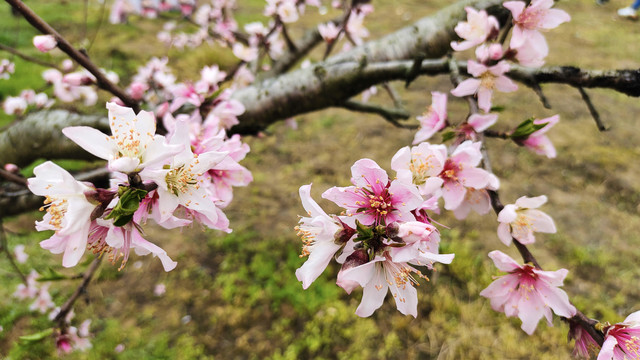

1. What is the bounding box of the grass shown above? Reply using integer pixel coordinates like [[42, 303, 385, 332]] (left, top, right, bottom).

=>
[[1, 0, 640, 358]]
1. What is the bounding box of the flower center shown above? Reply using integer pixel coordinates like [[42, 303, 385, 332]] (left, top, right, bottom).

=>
[[165, 162, 200, 196], [40, 196, 67, 231], [439, 159, 462, 182], [409, 155, 436, 185]]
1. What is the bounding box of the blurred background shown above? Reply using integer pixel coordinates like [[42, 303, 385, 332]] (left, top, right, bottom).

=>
[[1, 0, 640, 358]]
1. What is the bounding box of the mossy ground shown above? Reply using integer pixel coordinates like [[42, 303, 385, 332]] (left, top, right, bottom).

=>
[[1, 0, 640, 358]]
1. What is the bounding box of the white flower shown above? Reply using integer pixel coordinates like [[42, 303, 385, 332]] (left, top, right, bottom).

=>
[[497, 195, 556, 246]]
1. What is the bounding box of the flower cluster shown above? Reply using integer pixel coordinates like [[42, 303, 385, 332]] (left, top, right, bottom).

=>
[[2, 89, 53, 116], [28, 101, 251, 272], [0, 59, 14, 80], [296, 158, 454, 317]]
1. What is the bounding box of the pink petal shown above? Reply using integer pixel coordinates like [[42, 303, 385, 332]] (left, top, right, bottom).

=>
[[476, 87, 493, 113], [62, 126, 115, 161], [497, 222, 513, 246], [515, 195, 547, 209], [503, 1, 525, 19], [540, 9, 571, 29], [516, 290, 546, 335], [458, 167, 491, 189], [538, 282, 576, 318], [494, 75, 518, 93], [442, 181, 466, 211], [354, 265, 387, 317], [525, 209, 556, 233], [351, 158, 388, 192], [388, 274, 418, 317], [468, 113, 498, 132], [337, 259, 381, 294], [450, 78, 481, 98], [488, 250, 521, 272], [467, 61, 488, 77]]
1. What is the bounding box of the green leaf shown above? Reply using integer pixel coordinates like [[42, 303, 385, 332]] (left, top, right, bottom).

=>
[[510, 118, 548, 140], [104, 187, 148, 226], [441, 131, 456, 142], [355, 220, 373, 241], [19, 328, 54, 344], [36, 267, 68, 282]]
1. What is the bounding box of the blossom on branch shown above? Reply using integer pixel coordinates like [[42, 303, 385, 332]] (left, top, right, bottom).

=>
[[480, 250, 576, 335], [27, 161, 97, 267], [450, 60, 518, 113], [413, 91, 448, 144], [497, 195, 556, 246], [33, 35, 57, 52], [598, 311, 640, 360], [450, 7, 499, 51]]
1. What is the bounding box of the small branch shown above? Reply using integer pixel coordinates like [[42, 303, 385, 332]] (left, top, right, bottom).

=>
[[484, 129, 510, 139], [340, 100, 414, 128], [405, 56, 424, 88], [5, 0, 139, 111], [0, 167, 27, 186], [54, 255, 101, 324], [576, 86, 607, 131], [497, 14, 512, 46], [0, 219, 28, 284], [278, 20, 297, 53], [381, 82, 403, 109], [0, 43, 61, 70]]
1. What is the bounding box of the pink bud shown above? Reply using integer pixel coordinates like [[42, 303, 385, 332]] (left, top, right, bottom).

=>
[[4, 163, 18, 172], [33, 35, 57, 53], [128, 82, 148, 100]]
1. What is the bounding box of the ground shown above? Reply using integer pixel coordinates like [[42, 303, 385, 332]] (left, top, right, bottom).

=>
[[1, 0, 640, 359]]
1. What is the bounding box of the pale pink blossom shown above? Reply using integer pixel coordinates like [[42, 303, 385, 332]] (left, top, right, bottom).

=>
[[413, 91, 448, 144], [391, 142, 447, 198], [519, 115, 559, 158], [513, 37, 547, 67], [295, 184, 344, 289], [468, 113, 498, 132], [33, 35, 57, 52], [232, 43, 259, 62], [346, 11, 369, 45], [438, 141, 494, 211], [451, 60, 517, 113], [318, 22, 341, 42], [322, 159, 423, 227], [598, 310, 640, 360], [154, 283, 167, 296], [13, 271, 40, 300], [30, 285, 55, 313], [14, 244, 28, 263], [391, 221, 455, 267], [139, 120, 228, 229], [27, 161, 97, 267], [450, 7, 499, 51], [480, 250, 576, 335], [277, 0, 299, 23], [3, 96, 27, 115], [504, 0, 570, 58], [63, 102, 182, 174], [569, 322, 600, 359], [475, 43, 505, 62], [204, 96, 245, 130], [497, 195, 556, 246], [0, 59, 15, 80], [337, 253, 421, 317]]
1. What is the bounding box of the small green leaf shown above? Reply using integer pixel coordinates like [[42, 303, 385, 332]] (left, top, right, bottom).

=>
[[19, 328, 54, 344], [104, 187, 148, 226], [510, 118, 548, 139], [441, 131, 456, 142]]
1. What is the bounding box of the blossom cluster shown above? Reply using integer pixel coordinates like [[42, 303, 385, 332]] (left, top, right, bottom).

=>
[[28, 100, 251, 272], [0, 59, 15, 80]]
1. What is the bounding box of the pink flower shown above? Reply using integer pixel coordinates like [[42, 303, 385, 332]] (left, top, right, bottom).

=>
[[14, 244, 28, 263], [504, 0, 570, 58], [451, 60, 518, 113], [13, 271, 39, 300], [569, 322, 600, 359], [295, 184, 344, 289], [450, 7, 499, 51], [391, 221, 455, 267], [519, 115, 559, 158], [413, 92, 448, 144], [598, 311, 640, 359], [3, 96, 27, 115], [154, 283, 167, 296], [63, 102, 183, 173], [27, 161, 97, 267], [467, 113, 498, 132], [318, 22, 341, 43], [337, 253, 421, 317], [480, 250, 576, 335], [232, 43, 258, 62], [33, 35, 57, 52], [322, 159, 423, 227], [391, 142, 447, 198], [438, 141, 495, 211], [475, 43, 505, 62], [497, 195, 556, 246], [30, 285, 55, 313]]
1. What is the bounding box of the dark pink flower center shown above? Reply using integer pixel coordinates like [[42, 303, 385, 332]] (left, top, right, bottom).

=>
[[439, 159, 462, 183]]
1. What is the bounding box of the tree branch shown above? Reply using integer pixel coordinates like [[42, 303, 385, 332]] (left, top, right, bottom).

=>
[[0, 42, 61, 70], [339, 100, 413, 128], [576, 86, 607, 131], [54, 255, 101, 325], [4, 0, 139, 111]]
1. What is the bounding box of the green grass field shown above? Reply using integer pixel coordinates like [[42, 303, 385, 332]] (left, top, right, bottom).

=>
[[1, 0, 640, 358]]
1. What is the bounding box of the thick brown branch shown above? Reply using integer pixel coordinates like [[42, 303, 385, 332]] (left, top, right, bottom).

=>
[[5, 0, 139, 110]]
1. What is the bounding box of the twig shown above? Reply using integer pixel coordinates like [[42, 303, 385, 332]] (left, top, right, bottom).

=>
[[0, 219, 28, 284], [497, 14, 512, 46], [576, 86, 607, 131], [54, 255, 101, 324], [5, 0, 139, 111], [483, 129, 510, 139], [381, 82, 403, 110], [0, 167, 27, 186], [340, 100, 414, 129], [278, 19, 297, 53], [405, 56, 425, 88], [0, 42, 61, 70]]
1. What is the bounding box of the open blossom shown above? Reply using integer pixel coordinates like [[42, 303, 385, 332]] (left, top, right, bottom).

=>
[[451, 60, 518, 113], [13, 271, 40, 300], [450, 7, 499, 51], [438, 141, 495, 211], [413, 92, 447, 144], [295, 184, 344, 289], [497, 195, 556, 246], [14, 244, 28, 263], [391, 142, 447, 198], [452, 173, 499, 220], [480, 251, 576, 335], [3, 96, 27, 115], [33, 35, 57, 52], [139, 120, 228, 229], [30, 284, 55, 313], [322, 159, 423, 227], [391, 221, 455, 267], [27, 161, 97, 267], [504, 0, 570, 57], [519, 115, 559, 158], [346, 11, 369, 45], [63, 102, 182, 173], [318, 22, 341, 42], [598, 311, 640, 360]]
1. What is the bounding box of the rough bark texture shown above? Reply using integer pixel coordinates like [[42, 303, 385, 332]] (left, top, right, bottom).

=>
[[0, 110, 109, 168]]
